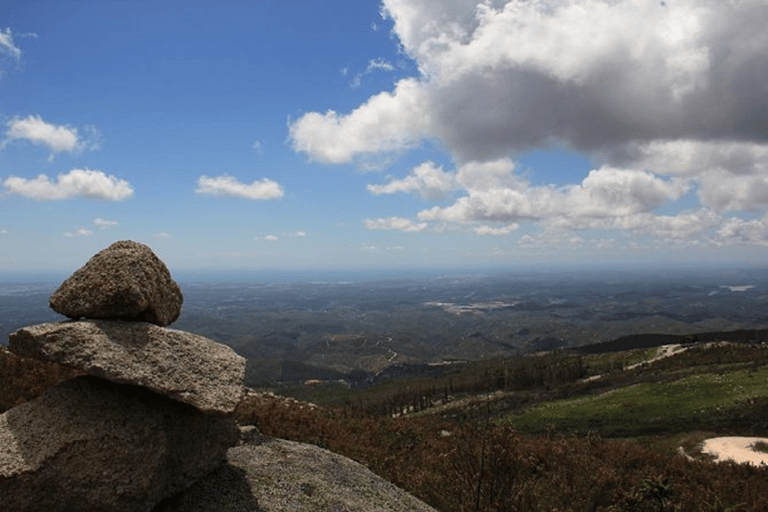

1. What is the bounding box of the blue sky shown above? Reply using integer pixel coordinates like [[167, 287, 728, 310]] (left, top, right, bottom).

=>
[[2, 0, 768, 274]]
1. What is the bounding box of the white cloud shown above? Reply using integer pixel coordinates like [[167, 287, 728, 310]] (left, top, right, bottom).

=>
[[94, 218, 118, 229], [283, 231, 307, 237], [252, 140, 265, 155], [289, 78, 431, 164], [419, 161, 689, 224], [474, 223, 518, 236], [566, 167, 690, 218], [696, 172, 768, 213], [367, 161, 456, 200], [0, 28, 21, 62], [195, 175, 284, 200], [154, 232, 170, 239], [6, 116, 77, 152], [364, 216, 427, 232], [255, 234, 278, 241], [615, 209, 721, 241], [291, 0, 768, 250], [64, 228, 93, 238], [351, 58, 396, 88], [717, 215, 768, 247], [602, 140, 768, 212], [3, 169, 134, 201], [4, 115, 101, 156], [293, 1, 768, 164]]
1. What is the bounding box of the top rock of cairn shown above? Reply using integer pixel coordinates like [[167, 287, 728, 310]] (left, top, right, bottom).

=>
[[49, 240, 183, 326]]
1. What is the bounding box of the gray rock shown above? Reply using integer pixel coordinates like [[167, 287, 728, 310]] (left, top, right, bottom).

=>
[[49, 240, 183, 326], [156, 434, 439, 512], [0, 376, 239, 512], [9, 320, 246, 415]]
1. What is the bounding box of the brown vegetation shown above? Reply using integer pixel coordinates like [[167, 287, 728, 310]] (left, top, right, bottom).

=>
[[236, 390, 768, 511]]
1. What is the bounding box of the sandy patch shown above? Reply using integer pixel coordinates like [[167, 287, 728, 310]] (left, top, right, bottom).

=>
[[701, 437, 768, 466]]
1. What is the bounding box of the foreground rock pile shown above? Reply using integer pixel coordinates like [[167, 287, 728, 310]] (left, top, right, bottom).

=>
[[0, 241, 246, 512]]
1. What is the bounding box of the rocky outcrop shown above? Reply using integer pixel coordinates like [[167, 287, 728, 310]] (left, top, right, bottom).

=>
[[156, 431, 439, 512], [49, 240, 183, 326], [9, 320, 245, 414], [0, 376, 239, 512], [0, 241, 245, 511]]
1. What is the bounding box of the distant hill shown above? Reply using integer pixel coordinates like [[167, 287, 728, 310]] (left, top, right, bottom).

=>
[[576, 328, 768, 354]]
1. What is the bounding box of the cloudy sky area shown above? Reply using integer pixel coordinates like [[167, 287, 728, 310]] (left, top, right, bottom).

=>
[[1, 0, 767, 274]]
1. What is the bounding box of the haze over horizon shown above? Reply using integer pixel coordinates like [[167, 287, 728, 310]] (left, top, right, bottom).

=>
[[2, 1, 768, 273]]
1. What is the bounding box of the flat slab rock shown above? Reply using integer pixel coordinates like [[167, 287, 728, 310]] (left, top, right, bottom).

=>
[[0, 376, 239, 512], [49, 240, 183, 326], [156, 433, 439, 512], [9, 320, 246, 415]]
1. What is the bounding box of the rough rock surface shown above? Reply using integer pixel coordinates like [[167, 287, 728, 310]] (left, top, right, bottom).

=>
[[49, 240, 183, 326], [155, 432, 439, 512], [0, 376, 239, 512], [9, 320, 246, 415]]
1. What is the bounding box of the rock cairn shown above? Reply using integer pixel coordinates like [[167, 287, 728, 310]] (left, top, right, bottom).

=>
[[0, 240, 246, 512]]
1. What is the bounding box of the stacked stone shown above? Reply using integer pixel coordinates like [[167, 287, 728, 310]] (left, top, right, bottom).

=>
[[0, 241, 246, 512]]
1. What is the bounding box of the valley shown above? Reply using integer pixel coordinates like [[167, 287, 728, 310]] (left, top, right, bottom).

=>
[[3, 267, 768, 389]]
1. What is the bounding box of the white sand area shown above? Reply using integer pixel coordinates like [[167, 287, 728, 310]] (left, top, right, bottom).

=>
[[701, 437, 768, 466]]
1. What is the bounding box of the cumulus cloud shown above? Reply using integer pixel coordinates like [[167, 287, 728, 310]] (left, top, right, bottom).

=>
[[293, 1, 768, 164], [289, 78, 431, 164], [4, 115, 101, 156], [418, 159, 689, 224], [195, 175, 284, 200], [717, 215, 768, 247], [291, 0, 768, 249], [615, 209, 721, 241], [364, 216, 427, 232], [600, 140, 768, 212], [3, 169, 134, 201], [367, 161, 456, 200], [0, 28, 22, 62]]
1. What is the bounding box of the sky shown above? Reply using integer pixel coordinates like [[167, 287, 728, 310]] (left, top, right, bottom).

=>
[[1, 0, 768, 275]]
